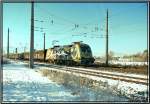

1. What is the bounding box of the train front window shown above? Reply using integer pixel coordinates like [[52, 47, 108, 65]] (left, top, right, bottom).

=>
[[80, 45, 91, 53]]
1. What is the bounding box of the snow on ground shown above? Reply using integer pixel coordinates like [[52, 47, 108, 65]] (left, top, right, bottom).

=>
[[38, 65, 148, 101], [3, 60, 129, 102], [87, 75, 148, 98], [31, 60, 148, 101], [109, 61, 148, 66], [71, 70, 148, 101]]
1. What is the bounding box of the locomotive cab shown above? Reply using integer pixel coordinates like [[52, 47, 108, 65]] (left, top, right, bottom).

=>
[[71, 42, 95, 65], [80, 44, 95, 65]]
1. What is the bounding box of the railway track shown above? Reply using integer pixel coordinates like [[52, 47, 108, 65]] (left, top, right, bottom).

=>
[[64, 68, 148, 85], [10, 59, 148, 85], [33, 62, 148, 85]]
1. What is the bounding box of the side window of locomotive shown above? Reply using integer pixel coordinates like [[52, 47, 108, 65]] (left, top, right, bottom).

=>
[[86, 46, 92, 53], [81, 45, 91, 53]]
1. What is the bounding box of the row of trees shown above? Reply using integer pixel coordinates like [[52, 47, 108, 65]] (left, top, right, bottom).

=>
[[123, 49, 148, 62]]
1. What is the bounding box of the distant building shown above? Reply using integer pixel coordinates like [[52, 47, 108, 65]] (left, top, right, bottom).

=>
[[112, 56, 120, 61]]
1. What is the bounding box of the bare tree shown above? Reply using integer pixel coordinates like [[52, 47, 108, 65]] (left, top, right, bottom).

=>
[[142, 49, 148, 62]]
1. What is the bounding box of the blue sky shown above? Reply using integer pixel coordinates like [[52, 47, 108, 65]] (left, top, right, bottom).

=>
[[3, 3, 147, 57]]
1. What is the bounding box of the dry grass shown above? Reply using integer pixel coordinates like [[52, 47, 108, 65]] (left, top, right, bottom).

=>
[[98, 65, 148, 75], [2, 59, 11, 64], [82, 63, 148, 75], [39, 68, 148, 102], [41, 69, 50, 76]]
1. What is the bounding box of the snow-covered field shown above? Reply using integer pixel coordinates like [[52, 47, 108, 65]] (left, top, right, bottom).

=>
[[109, 61, 148, 66], [37, 63, 149, 102], [3, 60, 129, 102], [95, 60, 148, 66]]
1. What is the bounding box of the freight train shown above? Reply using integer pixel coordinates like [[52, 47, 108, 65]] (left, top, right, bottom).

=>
[[9, 41, 95, 65]]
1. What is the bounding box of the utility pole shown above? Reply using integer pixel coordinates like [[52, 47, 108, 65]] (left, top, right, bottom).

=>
[[0, 2, 3, 69], [105, 9, 109, 66], [15, 48, 17, 60], [15, 48, 17, 54], [43, 33, 45, 62], [29, 1, 34, 68], [7, 28, 9, 58]]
